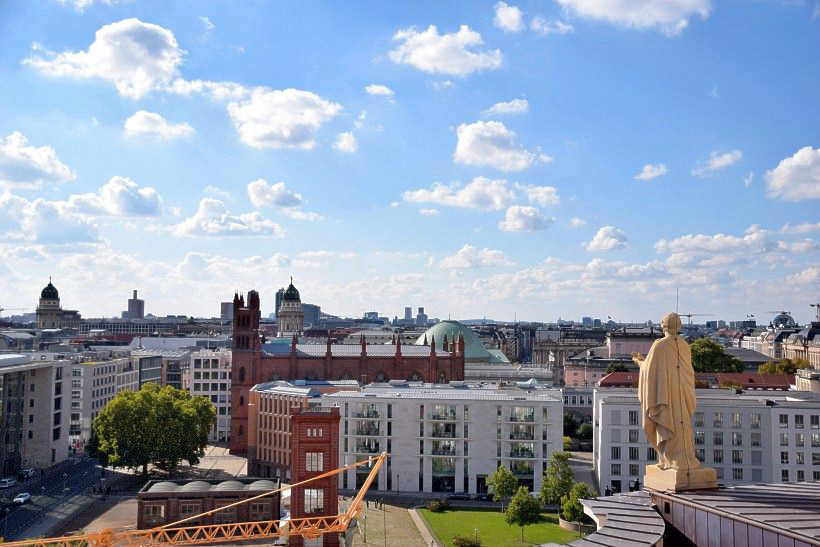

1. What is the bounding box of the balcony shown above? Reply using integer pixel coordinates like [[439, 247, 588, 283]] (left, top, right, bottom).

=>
[[509, 449, 535, 458], [431, 430, 457, 439], [429, 412, 457, 421], [509, 432, 534, 441], [354, 426, 380, 436], [431, 448, 457, 456], [355, 443, 380, 454], [509, 414, 535, 423], [354, 411, 380, 419]]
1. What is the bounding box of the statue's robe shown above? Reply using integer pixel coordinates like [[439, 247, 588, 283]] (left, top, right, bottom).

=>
[[638, 334, 700, 471]]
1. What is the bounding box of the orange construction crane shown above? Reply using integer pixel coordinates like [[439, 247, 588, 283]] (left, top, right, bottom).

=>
[[2, 452, 387, 547]]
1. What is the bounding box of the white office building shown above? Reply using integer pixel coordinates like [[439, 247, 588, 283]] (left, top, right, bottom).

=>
[[69, 355, 137, 446], [183, 349, 232, 442], [324, 380, 563, 495], [593, 388, 820, 494]]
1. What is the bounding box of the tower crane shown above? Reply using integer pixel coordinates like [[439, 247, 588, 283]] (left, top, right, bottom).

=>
[[679, 313, 712, 328], [810, 303, 820, 321], [0, 452, 387, 547], [0, 307, 26, 316]]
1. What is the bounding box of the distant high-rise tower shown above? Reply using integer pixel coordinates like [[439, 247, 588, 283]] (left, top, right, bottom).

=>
[[127, 290, 145, 319], [416, 306, 428, 326], [220, 301, 234, 321], [404, 307, 412, 321], [275, 288, 285, 317]]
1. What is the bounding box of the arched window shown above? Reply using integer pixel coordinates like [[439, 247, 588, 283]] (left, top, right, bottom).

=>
[[239, 367, 246, 382]]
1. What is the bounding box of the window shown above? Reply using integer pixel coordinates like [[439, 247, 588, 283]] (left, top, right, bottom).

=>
[[750, 413, 761, 429], [780, 414, 789, 428], [732, 450, 743, 464], [781, 451, 790, 464], [629, 429, 639, 443], [144, 504, 165, 526], [647, 447, 657, 461], [611, 446, 621, 460], [798, 469, 805, 481], [611, 464, 621, 475], [629, 464, 639, 476], [732, 413, 742, 428], [713, 432, 723, 446], [796, 415, 804, 429], [781, 469, 789, 482], [249, 502, 271, 521], [813, 434, 820, 447], [306, 452, 324, 472], [781, 433, 790, 447], [713, 412, 723, 428], [694, 413, 704, 427], [797, 452, 805, 465], [811, 415, 819, 429], [751, 451, 762, 465], [305, 489, 324, 513], [180, 502, 201, 523], [797, 433, 805, 447], [695, 431, 705, 445], [713, 450, 723, 463], [731, 433, 743, 446], [733, 468, 743, 480], [628, 411, 639, 426], [629, 447, 639, 461], [751, 433, 761, 447], [213, 503, 237, 524], [696, 449, 705, 462]]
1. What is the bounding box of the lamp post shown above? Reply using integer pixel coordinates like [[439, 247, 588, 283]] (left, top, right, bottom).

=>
[[62, 473, 67, 496], [382, 500, 386, 547]]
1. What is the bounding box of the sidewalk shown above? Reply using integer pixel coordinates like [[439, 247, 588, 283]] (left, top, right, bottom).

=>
[[11, 489, 104, 540]]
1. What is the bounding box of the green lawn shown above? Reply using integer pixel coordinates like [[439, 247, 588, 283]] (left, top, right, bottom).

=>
[[420, 508, 580, 546]]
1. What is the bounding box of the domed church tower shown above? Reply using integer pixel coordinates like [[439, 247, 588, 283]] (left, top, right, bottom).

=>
[[277, 277, 304, 337], [36, 278, 62, 329]]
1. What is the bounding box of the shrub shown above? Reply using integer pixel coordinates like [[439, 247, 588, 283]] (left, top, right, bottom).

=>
[[452, 534, 482, 547], [426, 500, 445, 512]]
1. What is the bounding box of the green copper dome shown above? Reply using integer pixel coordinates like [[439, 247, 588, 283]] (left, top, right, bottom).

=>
[[41, 280, 59, 300], [415, 320, 507, 363], [282, 282, 300, 302]]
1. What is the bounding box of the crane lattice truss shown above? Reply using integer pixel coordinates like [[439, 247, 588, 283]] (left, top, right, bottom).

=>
[[2, 452, 387, 547]]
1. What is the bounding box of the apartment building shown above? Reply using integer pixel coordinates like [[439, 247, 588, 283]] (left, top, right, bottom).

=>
[[593, 388, 820, 494], [247, 379, 360, 480], [0, 354, 70, 475], [132, 348, 191, 390], [183, 349, 232, 443], [68, 355, 136, 446], [325, 381, 563, 495]]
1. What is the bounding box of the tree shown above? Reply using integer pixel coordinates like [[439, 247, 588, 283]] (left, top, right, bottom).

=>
[[606, 363, 630, 373], [561, 482, 595, 523], [563, 413, 578, 437], [759, 358, 811, 375], [487, 465, 518, 512], [690, 338, 743, 373], [93, 383, 216, 476], [505, 487, 542, 542], [576, 422, 593, 440], [540, 452, 575, 507]]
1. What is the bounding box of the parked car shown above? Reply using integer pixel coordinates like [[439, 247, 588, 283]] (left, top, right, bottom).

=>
[[446, 493, 471, 501], [17, 469, 35, 481], [475, 493, 493, 501], [0, 478, 16, 489], [13, 493, 30, 504]]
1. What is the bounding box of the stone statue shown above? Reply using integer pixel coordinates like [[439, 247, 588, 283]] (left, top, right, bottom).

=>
[[631, 312, 717, 491]]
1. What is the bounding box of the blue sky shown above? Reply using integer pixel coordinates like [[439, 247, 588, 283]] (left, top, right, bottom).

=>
[[0, 0, 818, 323]]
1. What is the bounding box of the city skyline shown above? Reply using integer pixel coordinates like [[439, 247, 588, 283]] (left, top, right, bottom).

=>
[[0, 1, 818, 322]]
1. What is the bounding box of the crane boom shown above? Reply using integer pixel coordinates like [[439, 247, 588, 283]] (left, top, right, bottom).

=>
[[1, 452, 387, 547]]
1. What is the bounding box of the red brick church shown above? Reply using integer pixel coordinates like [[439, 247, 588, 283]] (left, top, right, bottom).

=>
[[229, 286, 465, 454]]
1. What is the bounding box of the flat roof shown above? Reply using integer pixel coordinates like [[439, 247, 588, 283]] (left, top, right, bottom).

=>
[[260, 343, 451, 358], [325, 382, 562, 402]]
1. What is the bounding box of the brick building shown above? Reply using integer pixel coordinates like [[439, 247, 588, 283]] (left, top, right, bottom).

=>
[[289, 406, 341, 547], [229, 289, 464, 454], [136, 478, 281, 529]]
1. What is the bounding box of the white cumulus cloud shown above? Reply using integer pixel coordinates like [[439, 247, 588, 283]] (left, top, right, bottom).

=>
[[123, 111, 194, 139], [556, 0, 711, 36], [333, 132, 358, 154], [364, 84, 394, 98], [389, 25, 502, 77], [585, 225, 629, 251], [570, 217, 587, 228], [454, 120, 546, 172], [402, 176, 516, 211], [691, 149, 742, 178], [0, 131, 75, 190], [494, 2, 524, 32], [498, 205, 554, 232], [66, 176, 162, 216], [635, 163, 668, 181], [529, 17, 574, 35], [765, 146, 820, 201], [174, 198, 284, 237], [227, 88, 341, 150], [419, 208, 441, 216], [780, 222, 820, 235], [23, 18, 183, 99], [440, 244, 514, 268], [522, 185, 560, 206], [246, 179, 304, 208], [482, 98, 529, 116]]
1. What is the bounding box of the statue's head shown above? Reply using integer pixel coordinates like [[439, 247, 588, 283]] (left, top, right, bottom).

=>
[[661, 312, 682, 335]]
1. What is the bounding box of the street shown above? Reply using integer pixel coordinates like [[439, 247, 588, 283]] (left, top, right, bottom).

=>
[[2, 457, 102, 540]]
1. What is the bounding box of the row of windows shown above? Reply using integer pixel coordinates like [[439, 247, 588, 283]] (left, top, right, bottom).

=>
[[192, 383, 229, 392], [193, 371, 230, 380]]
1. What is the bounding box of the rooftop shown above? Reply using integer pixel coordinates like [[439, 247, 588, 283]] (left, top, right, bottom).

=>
[[140, 477, 280, 495], [260, 342, 451, 358], [324, 381, 562, 402]]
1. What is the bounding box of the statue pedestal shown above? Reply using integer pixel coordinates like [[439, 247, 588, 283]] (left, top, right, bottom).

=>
[[644, 464, 717, 492]]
